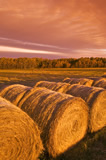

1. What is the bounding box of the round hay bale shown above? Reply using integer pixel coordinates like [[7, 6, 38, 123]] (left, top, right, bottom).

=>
[[63, 78, 94, 87], [35, 81, 57, 90], [0, 84, 31, 106], [88, 77, 101, 81], [53, 82, 71, 93], [62, 77, 71, 83], [90, 77, 104, 84], [35, 81, 70, 93], [65, 84, 106, 132], [18, 87, 89, 158], [93, 78, 106, 89], [0, 96, 43, 160]]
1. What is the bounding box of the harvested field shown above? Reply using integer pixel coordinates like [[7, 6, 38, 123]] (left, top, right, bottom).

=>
[[18, 87, 89, 158], [0, 84, 31, 105], [0, 68, 105, 87], [63, 78, 94, 86], [0, 96, 43, 160], [0, 68, 105, 160]]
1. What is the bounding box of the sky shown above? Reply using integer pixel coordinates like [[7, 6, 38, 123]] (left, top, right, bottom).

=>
[[0, 0, 106, 59]]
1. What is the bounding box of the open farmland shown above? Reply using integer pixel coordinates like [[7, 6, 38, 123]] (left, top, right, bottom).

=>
[[0, 68, 106, 87], [0, 68, 106, 160]]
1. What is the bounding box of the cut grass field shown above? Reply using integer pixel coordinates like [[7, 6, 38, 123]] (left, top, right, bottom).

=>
[[0, 68, 106, 87], [0, 68, 106, 160]]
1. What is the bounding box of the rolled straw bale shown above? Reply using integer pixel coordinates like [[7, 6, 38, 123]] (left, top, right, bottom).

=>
[[53, 82, 71, 93], [18, 87, 89, 158], [89, 77, 105, 83], [88, 77, 101, 81], [35, 81, 70, 93], [35, 81, 106, 132], [92, 78, 106, 89], [35, 81, 57, 90], [65, 84, 106, 132], [0, 84, 31, 106], [62, 77, 71, 83], [63, 78, 94, 86], [36, 81, 106, 132], [0, 96, 43, 160]]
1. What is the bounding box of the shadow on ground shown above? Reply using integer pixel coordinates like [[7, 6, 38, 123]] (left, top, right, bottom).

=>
[[39, 127, 106, 160]]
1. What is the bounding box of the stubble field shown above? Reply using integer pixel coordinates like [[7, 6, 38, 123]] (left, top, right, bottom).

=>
[[0, 68, 106, 160], [0, 68, 105, 87]]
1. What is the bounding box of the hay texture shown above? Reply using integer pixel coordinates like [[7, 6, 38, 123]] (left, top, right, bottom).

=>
[[92, 78, 106, 89], [18, 87, 88, 157], [35, 81, 57, 90], [65, 84, 106, 132], [63, 78, 94, 86], [35, 81, 70, 93], [0, 96, 43, 160], [0, 84, 31, 106]]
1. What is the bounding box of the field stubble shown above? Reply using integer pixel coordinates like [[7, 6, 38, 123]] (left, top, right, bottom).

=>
[[0, 68, 105, 87], [0, 68, 106, 160]]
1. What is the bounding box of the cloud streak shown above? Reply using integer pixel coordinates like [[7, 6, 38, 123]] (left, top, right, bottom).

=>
[[0, 45, 65, 55], [0, 37, 69, 51]]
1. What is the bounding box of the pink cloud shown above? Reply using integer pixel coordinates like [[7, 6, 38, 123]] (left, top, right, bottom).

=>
[[0, 0, 106, 58]]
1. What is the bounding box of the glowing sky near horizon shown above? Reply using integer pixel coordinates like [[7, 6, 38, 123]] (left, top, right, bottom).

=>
[[0, 45, 64, 55], [0, 0, 106, 58]]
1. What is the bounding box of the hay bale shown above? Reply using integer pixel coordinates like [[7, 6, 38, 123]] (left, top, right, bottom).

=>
[[88, 77, 101, 81], [62, 77, 71, 83], [65, 84, 106, 132], [53, 82, 71, 93], [35, 81, 106, 132], [0, 96, 43, 160], [35, 81, 70, 93], [18, 87, 88, 158], [0, 84, 31, 106], [63, 78, 94, 86], [35, 81, 57, 90], [92, 78, 106, 89]]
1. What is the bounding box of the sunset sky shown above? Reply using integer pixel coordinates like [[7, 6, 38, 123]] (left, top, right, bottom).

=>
[[0, 0, 106, 58]]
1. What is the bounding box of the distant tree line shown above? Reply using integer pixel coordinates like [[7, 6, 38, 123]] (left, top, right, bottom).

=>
[[0, 57, 106, 69]]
